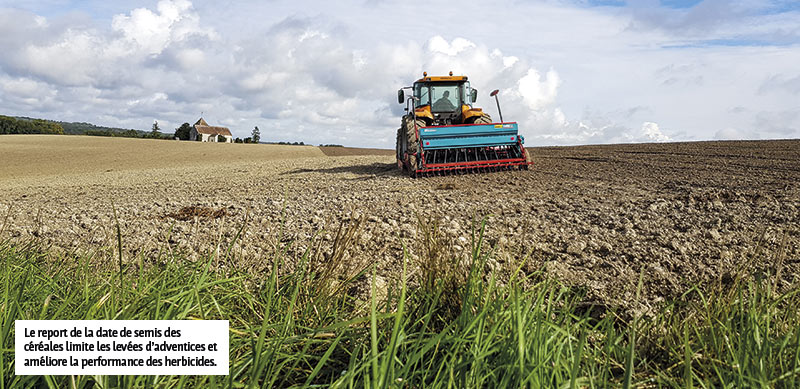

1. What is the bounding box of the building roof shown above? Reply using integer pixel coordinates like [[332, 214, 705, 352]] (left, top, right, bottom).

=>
[[193, 118, 232, 137]]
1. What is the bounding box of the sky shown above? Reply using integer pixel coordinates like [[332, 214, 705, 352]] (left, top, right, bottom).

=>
[[0, 0, 798, 147]]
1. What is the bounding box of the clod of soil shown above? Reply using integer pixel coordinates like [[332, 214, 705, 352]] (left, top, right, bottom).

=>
[[167, 206, 228, 221]]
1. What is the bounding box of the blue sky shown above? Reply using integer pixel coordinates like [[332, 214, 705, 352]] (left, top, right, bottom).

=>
[[639, 1, 703, 8], [0, 0, 798, 146]]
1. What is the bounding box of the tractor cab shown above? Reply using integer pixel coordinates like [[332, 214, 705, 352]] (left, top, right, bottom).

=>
[[398, 72, 484, 126]]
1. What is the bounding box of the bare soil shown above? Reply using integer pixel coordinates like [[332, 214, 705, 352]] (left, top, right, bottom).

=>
[[319, 146, 394, 157], [0, 135, 324, 187], [1, 135, 798, 313]]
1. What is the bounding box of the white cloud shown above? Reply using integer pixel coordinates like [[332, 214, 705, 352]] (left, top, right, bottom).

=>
[[0, 0, 215, 90], [19, 29, 104, 85], [553, 108, 567, 128], [641, 121, 670, 142], [0, 75, 57, 110], [427, 36, 476, 56], [516, 68, 560, 111], [175, 48, 205, 69], [0, 76, 53, 100], [111, 0, 209, 55]]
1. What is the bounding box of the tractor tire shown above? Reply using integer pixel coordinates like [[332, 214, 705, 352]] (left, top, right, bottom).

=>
[[409, 154, 418, 177], [395, 127, 406, 171], [523, 147, 532, 169], [395, 127, 402, 158], [401, 115, 424, 173], [474, 113, 492, 124]]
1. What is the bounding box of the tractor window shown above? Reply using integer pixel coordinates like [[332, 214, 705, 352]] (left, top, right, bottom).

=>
[[414, 83, 430, 108], [430, 84, 460, 112]]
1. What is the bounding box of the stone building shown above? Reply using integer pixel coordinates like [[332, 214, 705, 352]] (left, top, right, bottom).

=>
[[190, 118, 232, 143]]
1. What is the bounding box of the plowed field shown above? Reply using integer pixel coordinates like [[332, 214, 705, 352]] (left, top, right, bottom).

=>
[[1, 135, 798, 312]]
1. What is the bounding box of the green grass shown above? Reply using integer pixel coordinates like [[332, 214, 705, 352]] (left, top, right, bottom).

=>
[[1, 218, 798, 388]]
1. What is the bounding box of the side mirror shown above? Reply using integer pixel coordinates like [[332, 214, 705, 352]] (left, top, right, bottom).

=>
[[470, 89, 478, 103], [397, 89, 404, 104]]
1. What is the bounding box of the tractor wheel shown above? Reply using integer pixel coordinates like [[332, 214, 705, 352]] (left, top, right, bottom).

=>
[[395, 127, 405, 170], [475, 113, 492, 124], [523, 147, 532, 169], [402, 115, 424, 174], [394, 127, 403, 160]]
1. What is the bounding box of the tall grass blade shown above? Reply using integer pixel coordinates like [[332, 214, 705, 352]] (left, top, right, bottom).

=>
[[369, 264, 379, 388]]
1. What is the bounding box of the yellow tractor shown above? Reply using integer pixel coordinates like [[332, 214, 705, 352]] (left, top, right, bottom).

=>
[[396, 72, 530, 176]]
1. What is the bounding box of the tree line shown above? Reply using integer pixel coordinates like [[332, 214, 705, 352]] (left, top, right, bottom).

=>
[[2, 115, 311, 146], [86, 121, 169, 139], [0, 115, 64, 135]]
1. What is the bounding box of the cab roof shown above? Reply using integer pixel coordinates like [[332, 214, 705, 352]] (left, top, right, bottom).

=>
[[415, 75, 468, 83]]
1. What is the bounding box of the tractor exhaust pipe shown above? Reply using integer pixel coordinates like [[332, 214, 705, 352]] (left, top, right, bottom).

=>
[[490, 89, 503, 123]]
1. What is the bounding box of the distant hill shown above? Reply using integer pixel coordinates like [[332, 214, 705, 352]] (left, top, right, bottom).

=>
[[54, 120, 147, 136], [3, 115, 159, 138], [10, 117, 146, 136]]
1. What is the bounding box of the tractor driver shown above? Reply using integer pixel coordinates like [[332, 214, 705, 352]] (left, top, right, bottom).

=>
[[432, 90, 456, 112]]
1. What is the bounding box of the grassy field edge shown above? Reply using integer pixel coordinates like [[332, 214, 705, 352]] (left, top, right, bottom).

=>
[[1, 219, 799, 388]]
